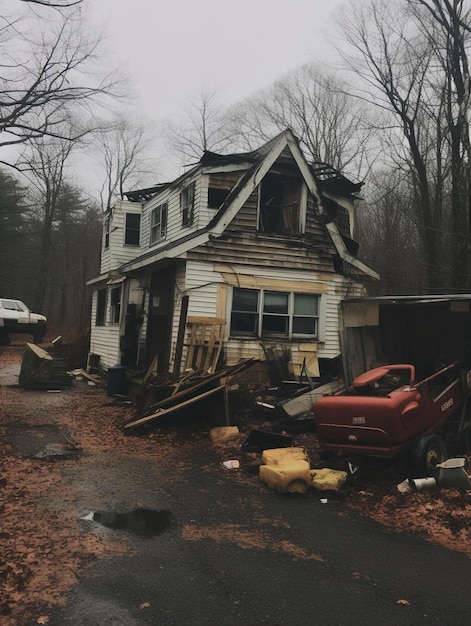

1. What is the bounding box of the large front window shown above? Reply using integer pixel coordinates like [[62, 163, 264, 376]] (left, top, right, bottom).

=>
[[230, 288, 320, 339]]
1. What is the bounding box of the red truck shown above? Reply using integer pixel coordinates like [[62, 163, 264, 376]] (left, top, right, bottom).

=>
[[313, 362, 471, 475]]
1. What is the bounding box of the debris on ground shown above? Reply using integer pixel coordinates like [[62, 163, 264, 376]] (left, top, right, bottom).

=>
[[124, 359, 256, 431], [19, 343, 73, 390]]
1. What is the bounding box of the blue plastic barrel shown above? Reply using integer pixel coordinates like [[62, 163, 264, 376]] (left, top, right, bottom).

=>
[[107, 364, 127, 396]]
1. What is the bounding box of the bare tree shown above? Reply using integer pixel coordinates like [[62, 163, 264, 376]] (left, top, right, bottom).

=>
[[0, 2, 118, 166], [94, 116, 160, 210], [409, 0, 471, 290], [163, 86, 234, 166], [225, 63, 372, 177], [336, 0, 454, 292], [20, 137, 73, 312]]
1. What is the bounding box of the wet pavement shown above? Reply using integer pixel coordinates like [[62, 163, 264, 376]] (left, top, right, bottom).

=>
[[3, 347, 471, 625]]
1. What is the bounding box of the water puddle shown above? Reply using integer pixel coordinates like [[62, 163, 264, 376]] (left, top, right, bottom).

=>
[[85, 508, 171, 538], [3, 423, 81, 459]]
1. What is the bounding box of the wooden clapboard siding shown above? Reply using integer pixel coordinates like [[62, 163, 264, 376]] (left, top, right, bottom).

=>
[[188, 233, 334, 272], [89, 289, 122, 369], [185, 260, 223, 317], [100, 201, 143, 273]]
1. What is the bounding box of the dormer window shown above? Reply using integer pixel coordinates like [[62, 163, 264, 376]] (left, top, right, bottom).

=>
[[181, 181, 195, 227], [258, 174, 302, 235]]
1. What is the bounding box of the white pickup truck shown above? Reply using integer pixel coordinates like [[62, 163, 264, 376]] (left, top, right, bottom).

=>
[[0, 298, 47, 345]]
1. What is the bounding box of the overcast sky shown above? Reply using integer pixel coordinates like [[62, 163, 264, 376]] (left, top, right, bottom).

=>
[[91, 0, 347, 122]]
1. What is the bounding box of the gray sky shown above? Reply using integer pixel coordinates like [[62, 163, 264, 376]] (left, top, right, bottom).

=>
[[92, 0, 347, 121]]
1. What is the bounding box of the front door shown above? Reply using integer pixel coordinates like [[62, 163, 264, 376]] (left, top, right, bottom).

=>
[[146, 268, 175, 374]]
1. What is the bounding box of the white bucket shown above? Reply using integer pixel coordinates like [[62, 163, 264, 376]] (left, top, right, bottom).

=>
[[437, 458, 471, 489], [411, 477, 437, 491]]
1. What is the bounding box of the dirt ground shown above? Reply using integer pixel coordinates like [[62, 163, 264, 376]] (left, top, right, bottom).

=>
[[2, 342, 471, 625]]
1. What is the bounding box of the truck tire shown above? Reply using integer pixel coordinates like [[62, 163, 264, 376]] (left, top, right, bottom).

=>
[[414, 434, 447, 477]]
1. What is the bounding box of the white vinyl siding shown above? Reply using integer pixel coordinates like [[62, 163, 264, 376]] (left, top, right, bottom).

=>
[[100, 201, 143, 274], [89, 289, 122, 369]]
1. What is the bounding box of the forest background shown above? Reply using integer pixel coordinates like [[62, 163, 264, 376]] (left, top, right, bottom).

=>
[[1, 0, 471, 334]]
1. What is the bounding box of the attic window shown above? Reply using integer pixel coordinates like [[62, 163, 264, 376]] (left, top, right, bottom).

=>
[[208, 187, 230, 209], [258, 174, 302, 235], [181, 181, 195, 226]]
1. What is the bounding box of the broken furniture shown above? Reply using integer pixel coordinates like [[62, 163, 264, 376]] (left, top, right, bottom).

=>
[[19, 343, 72, 390]]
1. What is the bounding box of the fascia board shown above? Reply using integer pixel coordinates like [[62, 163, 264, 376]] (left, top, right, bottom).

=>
[[325, 221, 380, 279], [121, 232, 210, 273], [201, 163, 251, 175]]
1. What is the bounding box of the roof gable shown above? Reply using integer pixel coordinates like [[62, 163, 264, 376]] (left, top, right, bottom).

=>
[[206, 129, 378, 280]]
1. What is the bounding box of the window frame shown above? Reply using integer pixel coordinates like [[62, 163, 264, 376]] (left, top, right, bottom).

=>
[[109, 286, 122, 325], [180, 181, 196, 227], [150, 202, 168, 245], [95, 288, 107, 326], [230, 287, 321, 340], [124, 212, 141, 246], [257, 175, 306, 235]]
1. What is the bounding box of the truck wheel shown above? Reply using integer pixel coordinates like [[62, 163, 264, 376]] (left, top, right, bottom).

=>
[[414, 434, 447, 477]]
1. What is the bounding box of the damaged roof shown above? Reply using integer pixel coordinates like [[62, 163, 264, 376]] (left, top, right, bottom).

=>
[[124, 129, 363, 203]]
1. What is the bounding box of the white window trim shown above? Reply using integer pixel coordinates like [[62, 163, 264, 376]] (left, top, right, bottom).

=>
[[150, 202, 168, 245], [124, 212, 141, 246], [229, 287, 325, 342]]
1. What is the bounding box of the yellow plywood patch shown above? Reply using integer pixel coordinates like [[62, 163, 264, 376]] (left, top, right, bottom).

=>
[[291, 344, 319, 378], [219, 272, 328, 294]]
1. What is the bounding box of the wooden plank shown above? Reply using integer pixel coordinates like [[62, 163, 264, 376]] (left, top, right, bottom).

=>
[[143, 353, 158, 384], [187, 316, 226, 325], [173, 295, 189, 378], [124, 384, 226, 429]]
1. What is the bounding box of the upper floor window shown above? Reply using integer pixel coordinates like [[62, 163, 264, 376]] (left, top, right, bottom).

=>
[[150, 203, 168, 244], [125, 213, 141, 246], [208, 186, 230, 209], [96, 288, 107, 326], [104, 217, 110, 249], [258, 174, 302, 235], [230, 288, 320, 339], [181, 181, 195, 227]]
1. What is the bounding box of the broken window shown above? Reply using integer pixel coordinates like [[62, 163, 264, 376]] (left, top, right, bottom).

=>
[[208, 187, 230, 209], [96, 289, 107, 326], [181, 181, 196, 226], [125, 213, 141, 246], [110, 286, 121, 324], [230, 288, 320, 339], [258, 174, 302, 235], [150, 203, 168, 244], [104, 217, 110, 249]]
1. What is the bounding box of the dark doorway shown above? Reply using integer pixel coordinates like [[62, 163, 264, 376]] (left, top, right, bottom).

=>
[[146, 268, 175, 373]]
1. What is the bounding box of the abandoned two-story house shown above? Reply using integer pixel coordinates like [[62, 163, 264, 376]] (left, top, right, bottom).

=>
[[87, 129, 378, 379]]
